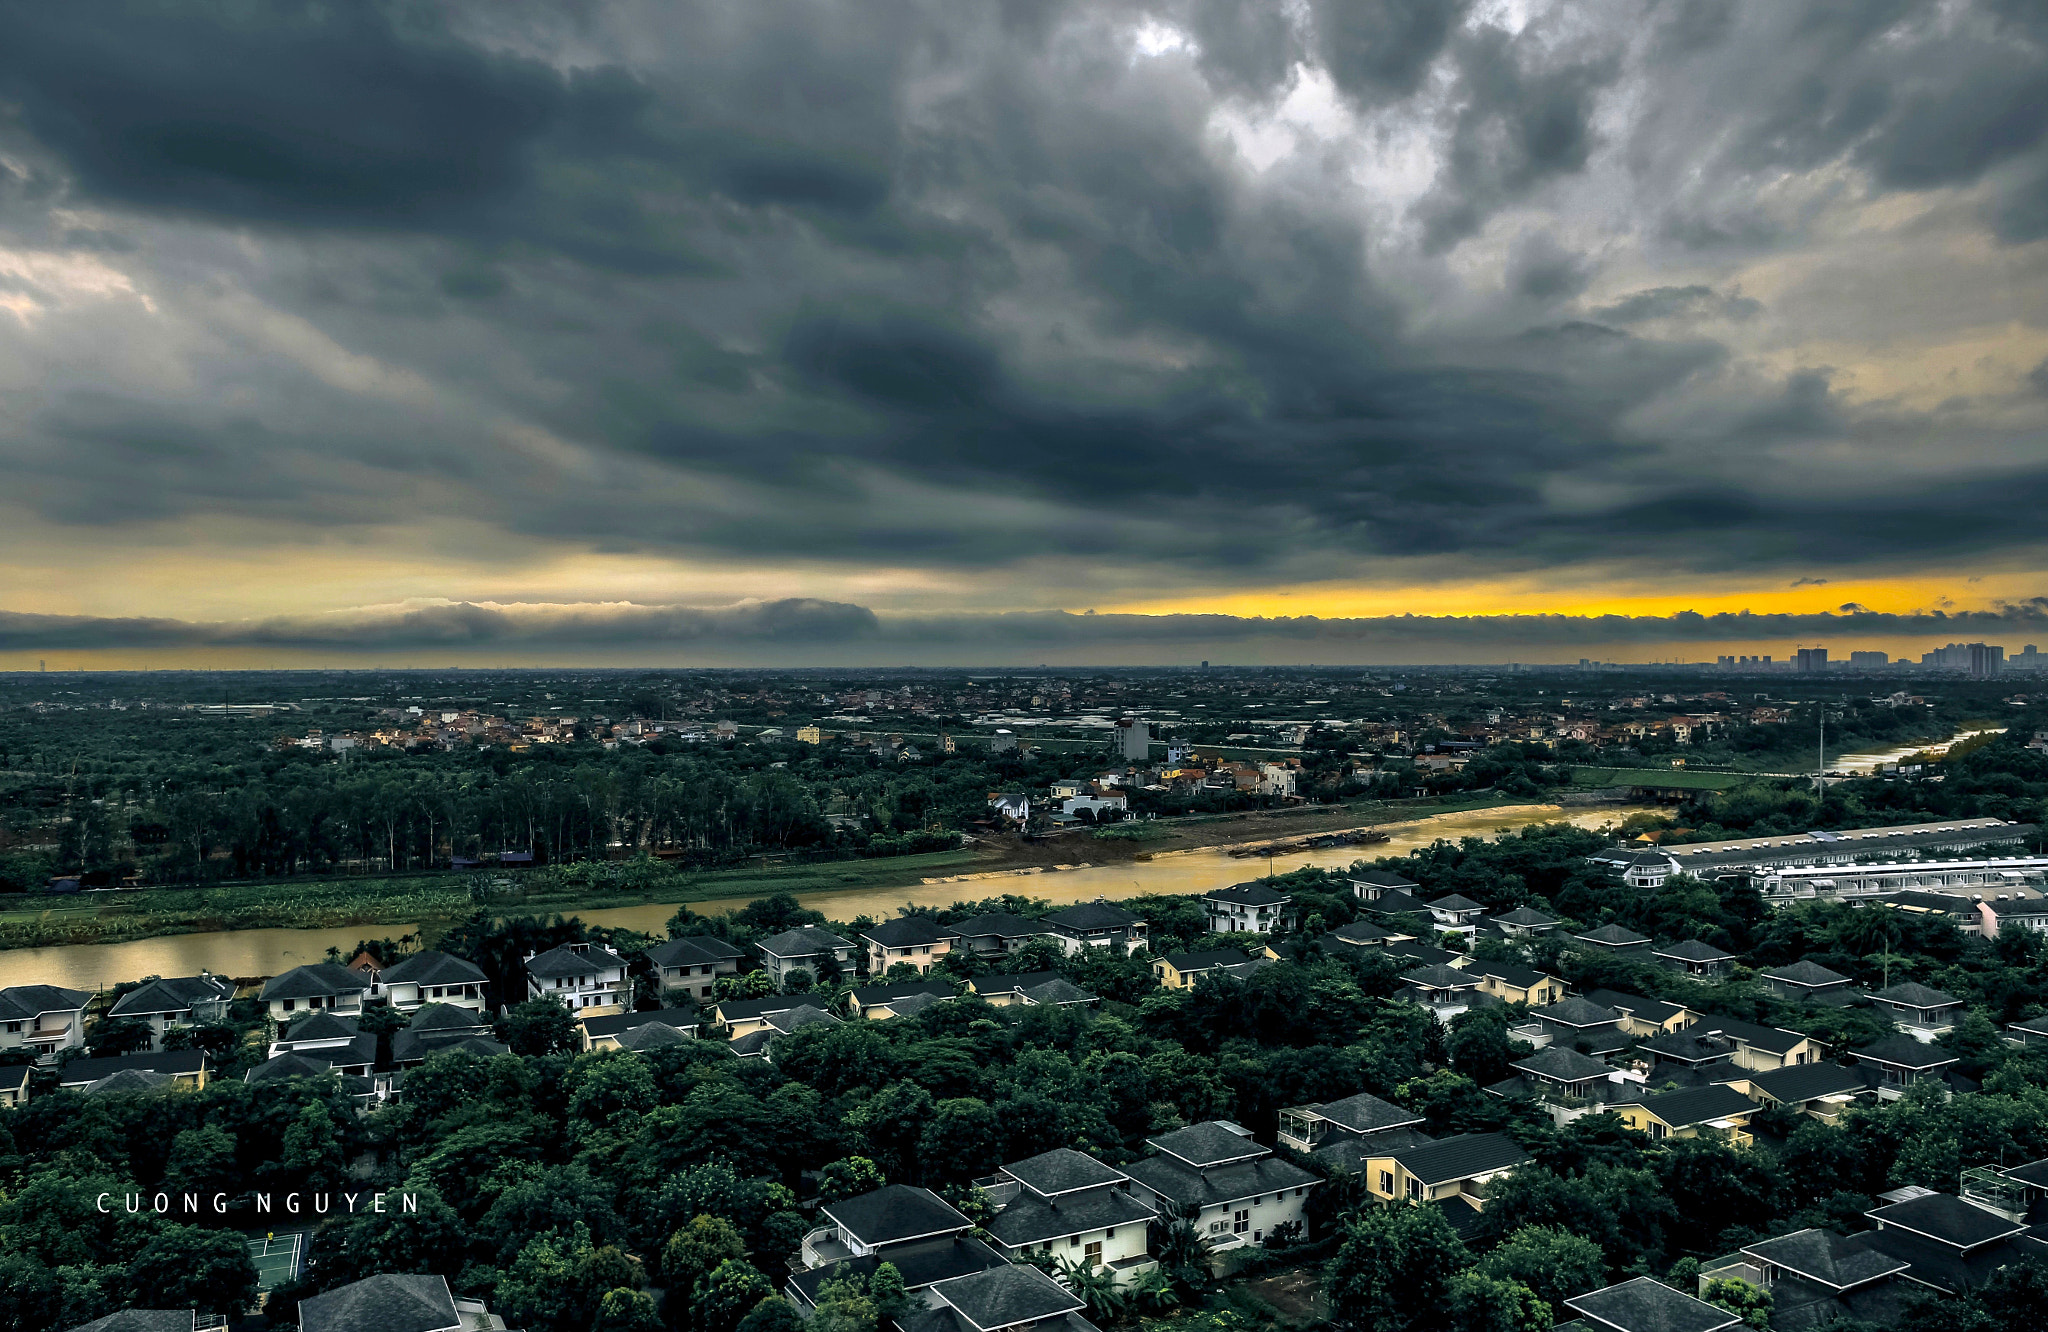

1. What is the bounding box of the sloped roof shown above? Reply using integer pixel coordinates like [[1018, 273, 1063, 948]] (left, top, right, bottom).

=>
[[394, 1031, 508, 1063], [616, 1022, 696, 1051], [643, 936, 745, 968], [1537, 996, 1623, 1028], [787, 1236, 1006, 1305], [1701, 1018, 1810, 1056], [822, 1185, 972, 1247], [1402, 963, 1479, 990], [1852, 1037, 1959, 1071], [0, 984, 92, 1021], [1352, 870, 1420, 889], [1147, 1120, 1267, 1168], [1310, 1091, 1426, 1134], [851, 979, 957, 1007], [1639, 1032, 1729, 1066], [1122, 1152, 1318, 1207], [298, 1273, 461, 1332], [1742, 1229, 1908, 1291], [377, 949, 487, 986], [716, 995, 820, 1023], [1619, 1084, 1754, 1129], [1474, 960, 1552, 990], [581, 1006, 697, 1039], [1490, 906, 1557, 926], [244, 1052, 335, 1083], [1869, 981, 1963, 1008], [109, 974, 233, 1018], [83, 1068, 175, 1096], [1655, 938, 1736, 962], [1165, 948, 1256, 972], [930, 1261, 1086, 1331], [1207, 882, 1292, 906], [58, 1049, 205, 1085], [864, 916, 951, 948], [1002, 1147, 1130, 1197], [1747, 1062, 1867, 1104], [1386, 1132, 1531, 1185], [406, 1001, 493, 1033], [983, 1183, 1154, 1246], [944, 913, 1049, 940], [1513, 1046, 1613, 1082], [1763, 959, 1852, 987], [280, 1010, 361, 1043], [64, 1314, 195, 1332], [757, 926, 856, 958], [523, 943, 629, 977], [1428, 893, 1487, 912], [1565, 1277, 1741, 1332], [1582, 989, 1687, 1025], [1020, 978, 1095, 1006], [259, 963, 371, 1001], [1576, 923, 1651, 946], [1046, 902, 1143, 930], [1866, 1193, 2023, 1250]]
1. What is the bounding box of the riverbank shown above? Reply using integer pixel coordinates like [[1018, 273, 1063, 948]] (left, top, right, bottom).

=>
[[0, 799, 1654, 991]]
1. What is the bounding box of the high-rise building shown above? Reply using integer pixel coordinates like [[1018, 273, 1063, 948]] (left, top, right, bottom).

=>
[[1848, 651, 1888, 667], [1114, 717, 1150, 761], [1796, 647, 1828, 673]]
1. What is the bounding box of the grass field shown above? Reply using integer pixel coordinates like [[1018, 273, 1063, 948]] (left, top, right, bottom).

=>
[[1567, 766, 1755, 791]]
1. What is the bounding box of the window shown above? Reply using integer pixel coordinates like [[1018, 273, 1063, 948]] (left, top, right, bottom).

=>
[[1069, 1236, 1081, 1247], [1378, 1171, 1393, 1194], [1105, 1228, 1116, 1239], [1406, 1178, 1422, 1201], [282, 1000, 295, 1012], [1650, 1122, 1668, 1140], [1294, 1187, 1304, 1197], [1233, 1211, 1249, 1234], [1084, 1242, 1103, 1267]]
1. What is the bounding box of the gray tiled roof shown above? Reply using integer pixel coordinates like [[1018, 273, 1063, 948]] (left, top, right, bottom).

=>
[[1700, 1018, 1809, 1056], [1386, 1132, 1531, 1186], [1311, 1092, 1426, 1134], [1352, 870, 1420, 889], [1763, 959, 1851, 987], [1512, 1046, 1612, 1082], [1207, 882, 1291, 906], [850, 979, 956, 1007], [643, 936, 744, 968], [109, 974, 233, 1018], [616, 1022, 695, 1051], [377, 950, 487, 987], [1002, 1148, 1130, 1197], [406, 1002, 493, 1033], [1582, 989, 1686, 1025], [974, 969, 1065, 995], [1866, 1192, 2022, 1249], [1428, 893, 1486, 912], [864, 916, 950, 948], [581, 1006, 697, 1039], [280, 1011, 361, 1043], [1565, 1276, 1741, 1332], [788, 1236, 1007, 1305], [822, 1185, 972, 1247], [1313, 1129, 1436, 1170], [524, 943, 629, 977], [757, 926, 856, 958], [1655, 938, 1735, 962], [57, 1050, 205, 1085], [298, 1273, 461, 1332], [1146, 1121, 1267, 1168], [1490, 906, 1557, 926], [1046, 902, 1143, 930], [260, 963, 371, 1001], [1619, 1084, 1754, 1129], [943, 912, 1050, 940], [1401, 963, 1478, 989], [1122, 1152, 1319, 1208], [1869, 981, 1963, 1009], [930, 1261, 1086, 1331], [83, 1068, 175, 1096], [1576, 923, 1651, 946], [1020, 978, 1095, 1006], [1165, 949, 1256, 972], [1741, 1229, 1908, 1290], [1745, 1062, 1867, 1104], [983, 1183, 1155, 1246], [0, 984, 92, 1021], [64, 1314, 196, 1332], [394, 1031, 507, 1063], [1537, 996, 1622, 1028], [1639, 1032, 1729, 1066], [1852, 1037, 1958, 1071], [244, 1051, 336, 1083]]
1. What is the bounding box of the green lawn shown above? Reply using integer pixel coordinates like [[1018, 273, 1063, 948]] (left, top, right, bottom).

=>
[[1567, 766, 1753, 790]]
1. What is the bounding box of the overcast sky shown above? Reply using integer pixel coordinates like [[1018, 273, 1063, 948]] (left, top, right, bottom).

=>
[[1, 0, 2045, 665]]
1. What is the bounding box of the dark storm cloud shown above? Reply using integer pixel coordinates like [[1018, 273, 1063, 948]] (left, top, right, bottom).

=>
[[0, 0, 2043, 619], [5, 599, 2047, 662]]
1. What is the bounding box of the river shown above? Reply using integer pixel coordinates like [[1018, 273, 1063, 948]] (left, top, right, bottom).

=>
[[1829, 726, 2007, 776], [0, 802, 1652, 992]]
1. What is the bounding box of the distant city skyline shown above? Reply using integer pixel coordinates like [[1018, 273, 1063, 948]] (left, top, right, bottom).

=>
[[1, 3, 2044, 665]]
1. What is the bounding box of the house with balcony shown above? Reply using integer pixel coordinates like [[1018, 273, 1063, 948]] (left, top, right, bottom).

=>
[[1859, 1191, 2039, 1294], [0, 1064, 28, 1107], [1711, 1227, 1914, 1331], [1612, 1084, 1756, 1145], [729, 1003, 841, 1061], [789, 1184, 1009, 1312], [1121, 1121, 1319, 1251], [1760, 959, 1855, 1004], [394, 1003, 508, 1065], [1347, 870, 1421, 903], [1202, 883, 1294, 934], [1866, 981, 1965, 1038], [2009, 1013, 2048, 1047], [942, 913, 1055, 957], [243, 1051, 382, 1109], [1486, 906, 1558, 939], [1486, 1046, 1622, 1123], [267, 1011, 378, 1072], [1581, 989, 1695, 1039], [1424, 894, 1487, 936], [1722, 1061, 1869, 1123], [849, 979, 957, 1020], [375, 951, 489, 1013], [1398, 964, 1486, 1022], [980, 1148, 1157, 1284], [1467, 960, 1564, 1008], [966, 971, 1098, 1009], [757, 926, 858, 987], [894, 1263, 1102, 1332], [1652, 938, 1737, 978], [1045, 901, 1147, 956], [1634, 1030, 1736, 1083], [641, 936, 744, 1001], [107, 974, 235, 1050], [522, 942, 629, 1015], [1852, 1037, 1965, 1100], [1277, 1092, 1426, 1154], [259, 964, 370, 1024], [862, 917, 954, 976], [1153, 949, 1264, 991], [716, 994, 837, 1038], [1357, 1132, 1530, 1214], [1696, 1017, 1826, 1072]]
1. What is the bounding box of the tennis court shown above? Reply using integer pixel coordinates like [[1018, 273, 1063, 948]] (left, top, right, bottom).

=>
[[247, 1232, 302, 1291]]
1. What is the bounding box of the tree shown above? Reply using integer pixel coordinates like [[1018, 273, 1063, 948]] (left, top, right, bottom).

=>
[[735, 1298, 807, 1332], [1701, 1278, 1772, 1331], [497, 998, 579, 1056], [694, 1259, 774, 1332], [1327, 1204, 1471, 1332], [594, 1288, 662, 1332], [123, 1226, 259, 1314], [817, 1157, 886, 1203], [1446, 1271, 1550, 1332], [567, 1049, 659, 1129], [918, 1098, 999, 1183], [85, 1018, 154, 1057], [277, 1099, 346, 1192], [163, 1124, 240, 1200], [662, 1214, 746, 1294], [1474, 1226, 1607, 1314]]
